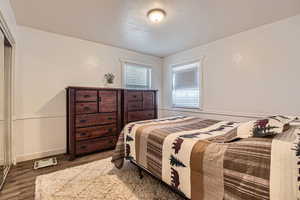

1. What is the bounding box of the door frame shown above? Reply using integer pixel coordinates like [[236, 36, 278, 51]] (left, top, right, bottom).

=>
[[0, 9, 16, 190]]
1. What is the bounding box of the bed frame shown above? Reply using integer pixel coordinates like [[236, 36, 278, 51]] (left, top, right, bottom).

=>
[[129, 159, 189, 200]]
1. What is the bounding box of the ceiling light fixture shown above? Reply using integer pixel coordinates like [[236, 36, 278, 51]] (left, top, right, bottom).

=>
[[147, 8, 166, 23]]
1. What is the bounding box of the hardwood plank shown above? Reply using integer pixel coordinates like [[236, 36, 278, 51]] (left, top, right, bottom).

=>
[[0, 151, 113, 200]]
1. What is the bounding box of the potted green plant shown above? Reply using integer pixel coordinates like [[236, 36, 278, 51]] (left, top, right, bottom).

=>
[[104, 73, 115, 86]]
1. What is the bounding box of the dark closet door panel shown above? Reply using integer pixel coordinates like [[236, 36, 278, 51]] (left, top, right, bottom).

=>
[[76, 90, 97, 102]]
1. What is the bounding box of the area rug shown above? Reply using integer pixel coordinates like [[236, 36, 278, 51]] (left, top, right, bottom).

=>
[[35, 158, 183, 200]]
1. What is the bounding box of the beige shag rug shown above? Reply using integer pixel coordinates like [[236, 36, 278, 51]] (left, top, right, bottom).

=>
[[35, 158, 184, 200]]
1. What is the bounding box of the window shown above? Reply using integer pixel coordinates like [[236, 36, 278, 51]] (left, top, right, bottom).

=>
[[172, 61, 201, 108], [123, 61, 152, 89]]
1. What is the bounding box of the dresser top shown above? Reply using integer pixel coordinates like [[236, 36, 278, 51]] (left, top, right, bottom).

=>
[[66, 86, 158, 92]]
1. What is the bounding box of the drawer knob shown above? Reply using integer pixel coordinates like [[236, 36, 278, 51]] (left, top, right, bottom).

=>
[[133, 95, 137, 98], [107, 117, 113, 120], [80, 145, 87, 149], [80, 119, 87, 123], [84, 95, 90, 98], [80, 132, 87, 136], [108, 128, 113, 132]]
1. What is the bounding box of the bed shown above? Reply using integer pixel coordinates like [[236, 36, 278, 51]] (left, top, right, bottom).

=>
[[112, 115, 300, 200]]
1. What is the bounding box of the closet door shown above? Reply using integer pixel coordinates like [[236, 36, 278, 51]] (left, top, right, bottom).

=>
[[0, 30, 5, 186]]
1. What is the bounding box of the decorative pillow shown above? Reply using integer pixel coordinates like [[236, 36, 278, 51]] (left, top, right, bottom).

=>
[[237, 117, 292, 138]]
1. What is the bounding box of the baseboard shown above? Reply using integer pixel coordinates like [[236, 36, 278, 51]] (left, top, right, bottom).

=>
[[16, 148, 66, 163]]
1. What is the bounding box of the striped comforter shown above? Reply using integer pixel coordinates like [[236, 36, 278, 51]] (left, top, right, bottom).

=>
[[112, 116, 300, 200]]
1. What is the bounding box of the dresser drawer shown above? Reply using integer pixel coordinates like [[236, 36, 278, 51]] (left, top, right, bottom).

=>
[[76, 136, 116, 154], [127, 91, 142, 101], [143, 92, 155, 110], [76, 124, 117, 141], [76, 102, 98, 114], [99, 103, 117, 113], [128, 101, 143, 111], [76, 90, 97, 102], [76, 113, 117, 127], [128, 110, 155, 122]]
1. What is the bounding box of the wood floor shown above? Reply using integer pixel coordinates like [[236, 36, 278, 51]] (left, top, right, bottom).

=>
[[0, 150, 113, 200]]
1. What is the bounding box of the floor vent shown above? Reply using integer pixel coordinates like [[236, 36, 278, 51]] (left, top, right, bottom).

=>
[[34, 157, 57, 170]]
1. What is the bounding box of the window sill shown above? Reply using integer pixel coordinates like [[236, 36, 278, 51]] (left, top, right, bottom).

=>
[[172, 106, 202, 110]]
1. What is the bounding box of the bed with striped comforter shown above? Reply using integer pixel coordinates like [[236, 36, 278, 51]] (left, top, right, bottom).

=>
[[112, 116, 300, 200]]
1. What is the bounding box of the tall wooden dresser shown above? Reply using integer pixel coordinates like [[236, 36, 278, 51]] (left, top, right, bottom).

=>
[[123, 89, 158, 125], [66, 87, 122, 160], [66, 87, 158, 160]]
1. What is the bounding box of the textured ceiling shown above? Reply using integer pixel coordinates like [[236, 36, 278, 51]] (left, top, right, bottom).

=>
[[10, 0, 300, 57]]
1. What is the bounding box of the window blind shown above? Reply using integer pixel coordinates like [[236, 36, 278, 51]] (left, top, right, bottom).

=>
[[124, 62, 151, 89], [172, 62, 200, 108]]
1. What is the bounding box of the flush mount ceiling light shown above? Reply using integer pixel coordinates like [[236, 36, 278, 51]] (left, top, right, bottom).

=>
[[147, 8, 166, 23]]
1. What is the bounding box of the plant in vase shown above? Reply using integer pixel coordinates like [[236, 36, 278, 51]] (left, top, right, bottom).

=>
[[104, 73, 115, 87]]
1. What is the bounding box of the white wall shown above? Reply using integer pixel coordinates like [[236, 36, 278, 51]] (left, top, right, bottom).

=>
[[162, 14, 300, 121], [15, 26, 163, 162]]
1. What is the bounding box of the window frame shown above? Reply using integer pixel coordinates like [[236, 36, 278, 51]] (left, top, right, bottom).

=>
[[121, 59, 152, 89], [171, 60, 202, 109]]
